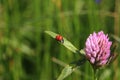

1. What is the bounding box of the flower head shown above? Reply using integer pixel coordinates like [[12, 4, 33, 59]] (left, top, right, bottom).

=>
[[85, 31, 112, 67]]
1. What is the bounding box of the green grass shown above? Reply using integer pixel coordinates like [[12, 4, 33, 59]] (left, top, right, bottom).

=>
[[0, 0, 120, 80]]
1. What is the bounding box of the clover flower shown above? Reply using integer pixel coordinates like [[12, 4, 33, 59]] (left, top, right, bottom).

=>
[[85, 31, 112, 67]]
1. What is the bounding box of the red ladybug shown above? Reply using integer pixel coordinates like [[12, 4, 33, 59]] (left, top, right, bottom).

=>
[[55, 35, 64, 43]]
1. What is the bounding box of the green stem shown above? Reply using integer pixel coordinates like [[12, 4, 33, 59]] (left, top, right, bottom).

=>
[[93, 66, 99, 80], [94, 68, 97, 80]]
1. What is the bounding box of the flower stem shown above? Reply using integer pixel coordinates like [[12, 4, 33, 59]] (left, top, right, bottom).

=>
[[93, 66, 98, 80]]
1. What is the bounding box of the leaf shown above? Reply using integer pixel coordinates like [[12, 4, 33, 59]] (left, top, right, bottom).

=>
[[71, 58, 86, 66], [111, 35, 120, 43], [45, 31, 80, 54], [57, 65, 73, 80], [80, 49, 85, 55], [45, 31, 57, 39]]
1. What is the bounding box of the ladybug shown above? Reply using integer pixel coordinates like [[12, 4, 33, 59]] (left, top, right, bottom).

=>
[[55, 35, 64, 43]]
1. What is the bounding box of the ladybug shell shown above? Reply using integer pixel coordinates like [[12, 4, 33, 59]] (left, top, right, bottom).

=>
[[55, 35, 64, 43]]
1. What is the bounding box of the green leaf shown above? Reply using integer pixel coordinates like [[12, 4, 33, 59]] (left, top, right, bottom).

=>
[[45, 31, 57, 39], [57, 65, 73, 80], [111, 35, 120, 43], [80, 49, 85, 55], [45, 31, 80, 54]]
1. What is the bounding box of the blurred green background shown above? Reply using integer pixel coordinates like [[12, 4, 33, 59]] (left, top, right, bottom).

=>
[[0, 0, 120, 80]]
